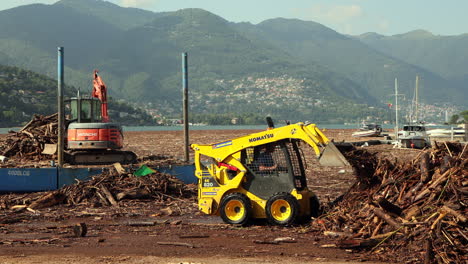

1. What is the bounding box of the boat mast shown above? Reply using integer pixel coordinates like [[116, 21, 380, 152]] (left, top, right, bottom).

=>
[[395, 78, 399, 141], [415, 75, 419, 123]]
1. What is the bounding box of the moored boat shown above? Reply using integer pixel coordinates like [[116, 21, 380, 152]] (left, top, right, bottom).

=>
[[398, 125, 430, 149], [352, 123, 382, 137]]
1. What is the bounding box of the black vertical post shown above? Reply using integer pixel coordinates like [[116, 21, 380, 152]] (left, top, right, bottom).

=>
[[465, 123, 468, 142], [57, 47, 64, 167], [182, 53, 189, 162]]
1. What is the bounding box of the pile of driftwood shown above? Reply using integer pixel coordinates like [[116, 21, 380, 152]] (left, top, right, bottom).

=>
[[315, 142, 467, 263], [61, 168, 196, 207], [0, 167, 196, 213], [0, 113, 58, 159]]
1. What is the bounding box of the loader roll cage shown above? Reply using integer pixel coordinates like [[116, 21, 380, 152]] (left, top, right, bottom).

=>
[[241, 140, 307, 196]]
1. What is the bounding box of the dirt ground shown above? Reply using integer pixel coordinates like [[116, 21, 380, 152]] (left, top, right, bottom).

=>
[[0, 128, 421, 264]]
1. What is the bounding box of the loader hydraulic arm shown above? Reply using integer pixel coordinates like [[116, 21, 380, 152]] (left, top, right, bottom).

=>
[[191, 122, 350, 169], [92, 70, 109, 123]]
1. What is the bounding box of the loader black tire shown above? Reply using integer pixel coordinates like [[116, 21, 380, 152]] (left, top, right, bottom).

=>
[[296, 195, 320, 224], [265, 192, 299, 226], [219, 193, 252, 225], [309, 195, 321, 218]]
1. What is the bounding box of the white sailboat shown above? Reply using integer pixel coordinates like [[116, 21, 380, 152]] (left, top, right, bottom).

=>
[[398, 76, 431, 149]]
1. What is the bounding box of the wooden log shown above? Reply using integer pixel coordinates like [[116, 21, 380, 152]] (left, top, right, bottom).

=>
[[96, 191, 110, 206], [443, 142, 453, 157], [29, 191, 65, 209], [371, 220, 383, 237], [19, 118, 35, 132], [372, 207, 402, 229], [100, 185, 117, 206], [253, 240, 280, 245], [430, 211, 447, 230], [440, 156, 451, 174], [370, 230, 399, 240], [420, 152, 431, 183], [156, 242, 194, 248], [21, 130, 35, 139], [116, 189, 151, 200], [337, 238, 379, 249], [113, 163, 126, 175], [403, 205, 421, 220], [73, 223, 87, 237], [179, 235, 210, 239], [126, 221, 156, 226], [441, 205, 466, 223], [413, 169, 452, 202], [377, 197, 402, 216], [424, 236, 433, 264]]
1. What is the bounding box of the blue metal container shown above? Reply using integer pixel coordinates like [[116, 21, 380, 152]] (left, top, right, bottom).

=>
[[0, 168, 58, 192], [58, 167, 103, 188], [155, 165, 196, 184], [0, 165, 195, 192]]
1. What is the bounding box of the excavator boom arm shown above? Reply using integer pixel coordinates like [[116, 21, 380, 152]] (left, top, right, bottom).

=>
[[92, 70, 109, 122]]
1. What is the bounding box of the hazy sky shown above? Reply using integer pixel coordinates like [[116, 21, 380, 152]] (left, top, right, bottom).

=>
[[2, 0, 467, 35]]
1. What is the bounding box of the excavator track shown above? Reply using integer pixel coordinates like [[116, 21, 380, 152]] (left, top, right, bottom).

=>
[[65, 150, 137, 165]]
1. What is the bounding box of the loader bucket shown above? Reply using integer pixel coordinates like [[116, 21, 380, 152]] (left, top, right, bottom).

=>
[[318, 143, 351, 167]]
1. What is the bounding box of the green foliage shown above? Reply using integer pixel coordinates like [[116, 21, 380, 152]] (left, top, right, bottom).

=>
[[108, 100, 155, 126], [55, 0, 158, 30], [460, 111, 468, 122], [450, 110, 468, 124], [0, 64, 154, 126], [190, 113, 265, 125], [449, 114, 460, 124]]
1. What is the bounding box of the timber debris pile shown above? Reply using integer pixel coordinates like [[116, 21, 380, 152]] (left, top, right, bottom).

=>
[[60, 168, 196, 207], [314, 142, 467, 263], [0, 168, 197, 222], [0, 113, 58, 161]]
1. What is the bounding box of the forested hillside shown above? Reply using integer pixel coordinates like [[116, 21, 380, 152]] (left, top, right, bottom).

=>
[[0, 0, 465, 126], [232, 19, 465, 105], [0, 0, 383, 123], [356, 30, 468, 95], [0, 65, 153, 127]]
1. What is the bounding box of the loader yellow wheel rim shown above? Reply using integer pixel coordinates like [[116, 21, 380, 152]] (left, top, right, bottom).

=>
[[270, 199, 292, 221], [224, 200, 245, 221]]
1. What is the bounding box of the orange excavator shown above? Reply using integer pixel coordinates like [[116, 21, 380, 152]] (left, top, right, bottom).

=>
[[65, 70, 137, 164]]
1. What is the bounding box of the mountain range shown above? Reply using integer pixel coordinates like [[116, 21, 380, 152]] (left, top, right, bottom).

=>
[[0, 0, 466, 124]]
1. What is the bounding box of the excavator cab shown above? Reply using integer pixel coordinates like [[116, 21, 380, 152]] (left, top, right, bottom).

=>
[[66, 93, 123, 150], [65, 91, 135, 164], [69, 96, 102, 123]]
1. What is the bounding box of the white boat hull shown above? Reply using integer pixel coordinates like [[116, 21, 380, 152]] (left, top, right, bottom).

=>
[[352, 130, 381, 137]]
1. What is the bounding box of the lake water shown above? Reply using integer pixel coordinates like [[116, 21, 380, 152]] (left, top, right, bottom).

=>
[[0, 123, 399, 134]]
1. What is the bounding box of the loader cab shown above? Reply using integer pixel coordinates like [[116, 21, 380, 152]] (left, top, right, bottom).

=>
[[241, 140, 307, 200], [69, 96, 102, 123]]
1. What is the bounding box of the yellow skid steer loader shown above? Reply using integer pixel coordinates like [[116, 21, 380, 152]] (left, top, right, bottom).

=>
[[191, 118, 350, 226]]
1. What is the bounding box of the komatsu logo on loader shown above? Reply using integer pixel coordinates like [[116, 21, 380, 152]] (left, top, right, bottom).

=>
[[249, 133, 274, 143]]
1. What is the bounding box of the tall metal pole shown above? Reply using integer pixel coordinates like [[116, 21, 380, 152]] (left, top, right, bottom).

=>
[[182, 52, 189, 162], [395, 78, 399, 141], [57, 47, 64, 167], [415, 75, 419, 123]]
